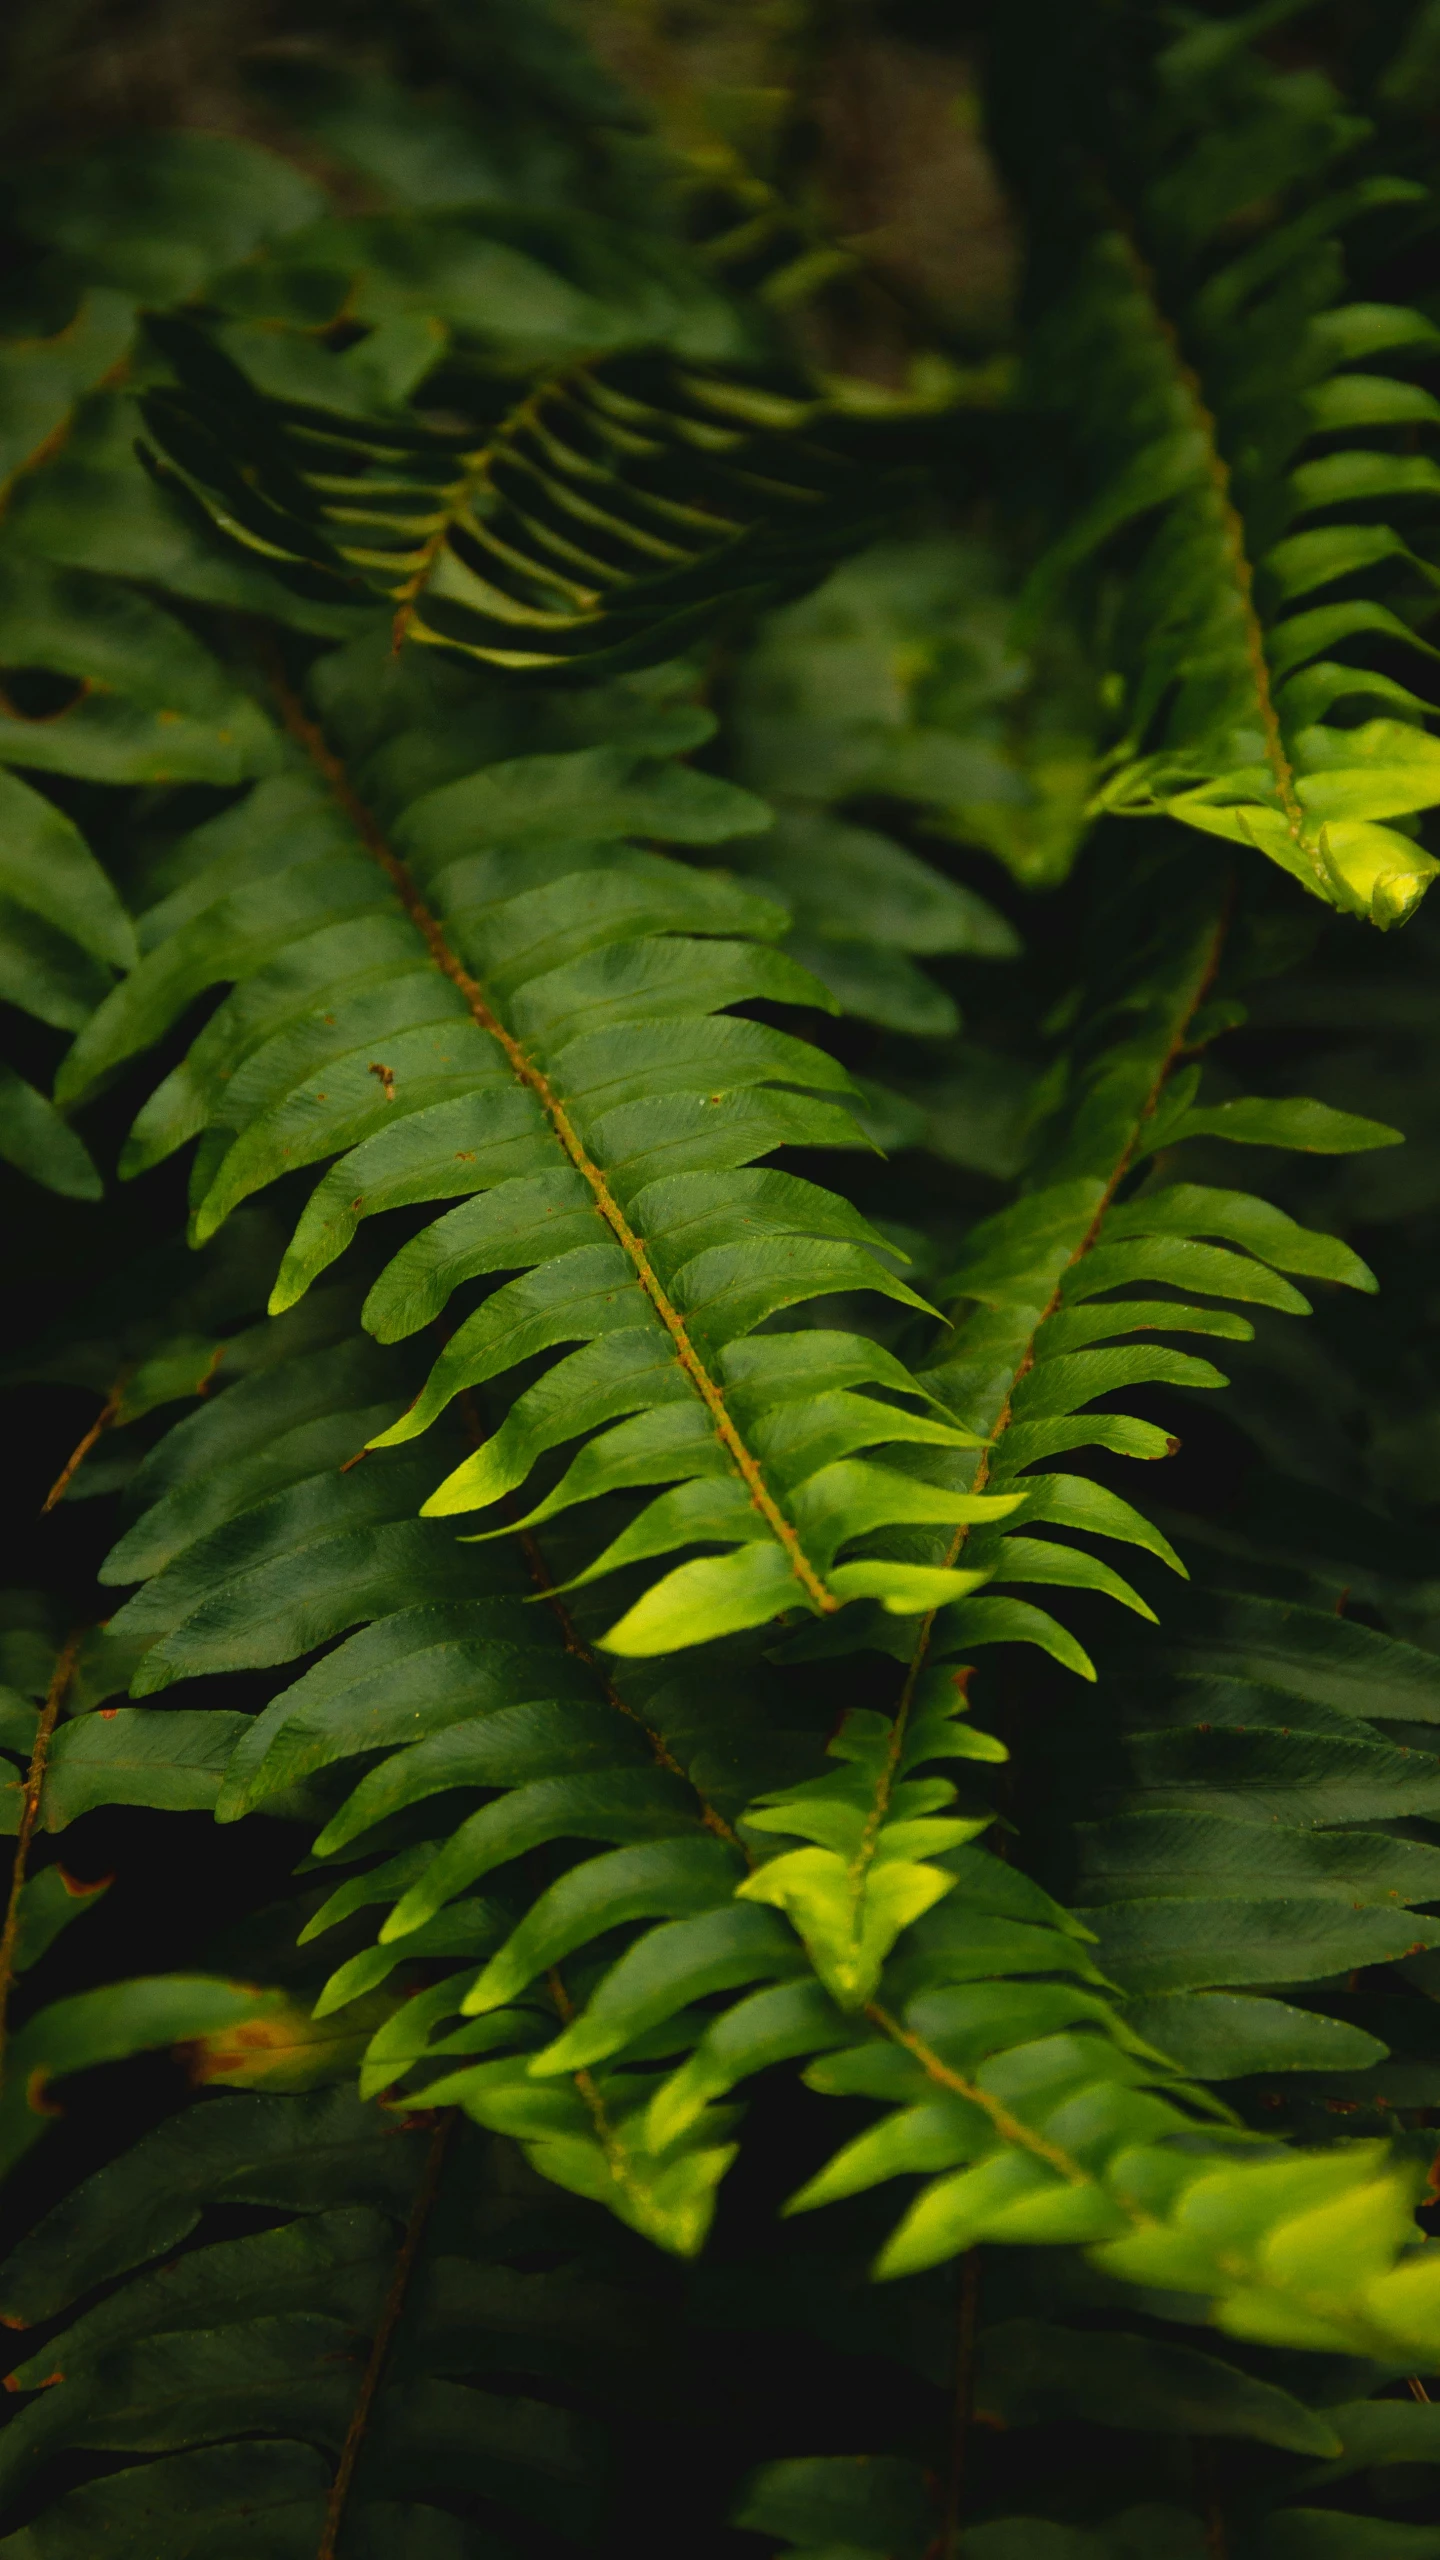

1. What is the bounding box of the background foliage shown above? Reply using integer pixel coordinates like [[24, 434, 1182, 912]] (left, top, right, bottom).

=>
[[4, 2, 1440, 2555]]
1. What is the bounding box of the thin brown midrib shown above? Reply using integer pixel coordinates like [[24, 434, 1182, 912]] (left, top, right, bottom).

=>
[[845, 923, 1237, 2224], [1113, 229, 1315, 867], [265, 662, 837, 1620], [0, 1634, 82, 2075], [0, 351, 131, 522], [1173, 350, 1310, 850], [871, 2008, 1394, 2358], [386, 366, 578, 651], [865, 2004, 1090, 2183], [317, 2109, 452, 2560], [878, 907, 1229, 1793], [865, 2003, 1212, 2217], [41, 1387, 125, 1515], [544, 1966, 662, 2205]]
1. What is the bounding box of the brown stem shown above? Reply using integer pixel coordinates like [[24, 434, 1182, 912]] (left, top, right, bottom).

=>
[[0, 1635, 81, 2075], [1173, 350, 1308, 853], [1110, 228, 1317, 877], [385, 370, 578, 652], [546, 1967, 632, 2179], [865, 2004, 1088, 2182], [263, 654, 837, 1622], [317, 2110, 454, 2560], [822, 903, 1228, 1958], [858, 899, 1225, 2172], [892, 902, 1228, 1726], [41, 1391, 122, 1515]]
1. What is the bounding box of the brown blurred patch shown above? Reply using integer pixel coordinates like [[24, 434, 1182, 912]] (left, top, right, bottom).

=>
[[573, 0, 1015, 380]]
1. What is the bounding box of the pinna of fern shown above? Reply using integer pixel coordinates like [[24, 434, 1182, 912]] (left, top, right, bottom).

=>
[[992, 0, 1440, 928], [138, 318, 914, 679], [0, 767, 132, 1201]]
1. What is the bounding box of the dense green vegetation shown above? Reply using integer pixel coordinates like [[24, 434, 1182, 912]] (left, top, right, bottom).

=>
[[4, 2, 1440, 2551]]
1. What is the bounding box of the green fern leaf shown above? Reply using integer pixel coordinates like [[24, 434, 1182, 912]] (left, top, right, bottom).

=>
[[138, 320, 909, 678], [994, 4, 1440, 927], [0, 2091, 629, 2549]]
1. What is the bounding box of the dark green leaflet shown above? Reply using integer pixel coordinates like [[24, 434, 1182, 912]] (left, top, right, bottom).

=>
[[0, 766, 134, 1199], [1067, 1588, 1440, 2087], [733, 2458, 938, 2560], [732, 2417, 1440, 2560]]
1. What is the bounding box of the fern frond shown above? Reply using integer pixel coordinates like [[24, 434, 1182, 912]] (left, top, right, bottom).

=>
[[0, 2089, 634, 2554], [626, 867, 1432, 2336], [1072, 1585, 1440, 2086], [648, 1825, 1440, 2361], [67, 1245, 963, 2252], [993, 3, 1440, 927], [64, 677, 1004, 1657], [138, 322, 908, 678]]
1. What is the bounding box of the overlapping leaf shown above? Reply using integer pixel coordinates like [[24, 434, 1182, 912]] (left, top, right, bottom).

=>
[[1070, 1589, 1440, 2088], [139, 321, 908, 678]]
